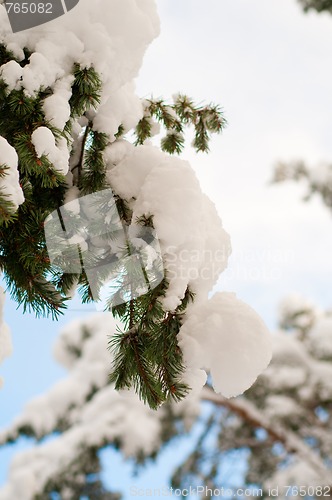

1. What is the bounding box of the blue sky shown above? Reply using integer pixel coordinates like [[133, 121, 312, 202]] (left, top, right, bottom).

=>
[[1, 0, 332, 497], [136, 0, 332, 323]]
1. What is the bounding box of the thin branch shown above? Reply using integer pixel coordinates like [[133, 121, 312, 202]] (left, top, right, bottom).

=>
[[71, 121, 91, 184]]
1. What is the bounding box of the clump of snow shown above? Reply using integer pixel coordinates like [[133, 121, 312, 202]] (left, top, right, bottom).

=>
[[309, 162, 332, 187], [306, 315, 332, 361], [110, 145, 231, 311], [93, 83, 144, 141], [42, 77, 73, 130], [0, 136, 24, 210], [0, 0, 160, 198], [278, 293, 317, 332], [261, 332, 309, 392], [0, 384, 163, 500], [267, 461, 329, 493], [309, 360, 332, 401], [264, 394, 304, 421], [0, 60, 23, 90], [0, 0, 160, 115], [178, 292, 272, 398], [31, 127, 69, 175]]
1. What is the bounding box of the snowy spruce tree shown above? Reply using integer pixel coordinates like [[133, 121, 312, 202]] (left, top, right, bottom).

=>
[[178, 297, 332, 497], [0, 0, 275, 497], [0, 0, 272, 410], [0, 296, 331, 498]]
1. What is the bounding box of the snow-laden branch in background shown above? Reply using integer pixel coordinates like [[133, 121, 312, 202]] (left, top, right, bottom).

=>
[[202, 386, 332, 484], [0, 313, 200, 499]]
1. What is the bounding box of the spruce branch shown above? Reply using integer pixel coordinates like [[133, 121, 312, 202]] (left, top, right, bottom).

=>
[[80, 130, 109, 194], [299, 0, 332, 12], [108, 281, 193, 409], [71, 119, 92, 186], [69, 64, 102, 118], [134, 94, 226, 154]]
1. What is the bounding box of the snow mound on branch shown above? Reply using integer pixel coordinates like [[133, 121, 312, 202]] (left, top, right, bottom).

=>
[[279, 293, 317, 331], [307, 315, 332, 361], [0, 60, 23, 90], [0, 136, 24, 209], [110, 144, 231, 311], [0, 0, 159, 98], [260, 332, 310, 392], [42, 77, 73, 130], [267, 460, 329, 492], [178, 292, 272, 398], [93, 82, 144, 141], [31, 127, 70, 175]]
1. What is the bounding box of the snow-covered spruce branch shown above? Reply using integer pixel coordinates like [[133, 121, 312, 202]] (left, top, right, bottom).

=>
[[273, 160, 332, 209], [134, 95, 226, 154], [1, 300, 332, 497], [0, 0, 272, 408], [299, 0, 332, 13], [201, 386, 332, 484]]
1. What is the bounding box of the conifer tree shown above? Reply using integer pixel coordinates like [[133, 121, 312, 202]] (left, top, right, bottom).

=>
[[299, 0, 332, 13], [0, 293, 331, 498], [0, 0, 271, 412], [0, 1, 331, 498]]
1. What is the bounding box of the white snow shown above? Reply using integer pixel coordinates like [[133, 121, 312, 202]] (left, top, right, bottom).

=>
[[0, 136, 24, 209], [307, 315, 332, 360], [93, 83, 144, 141], [42, 77, 73, 130], [110, 144, 232, 311], [31, 127, 69, 175], [278, 293, 317, 331], [178, 292, 272, 398], [0, 60, 23, 90]]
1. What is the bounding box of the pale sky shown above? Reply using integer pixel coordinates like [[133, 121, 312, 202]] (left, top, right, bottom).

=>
[[137, 0, 332, 327]]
